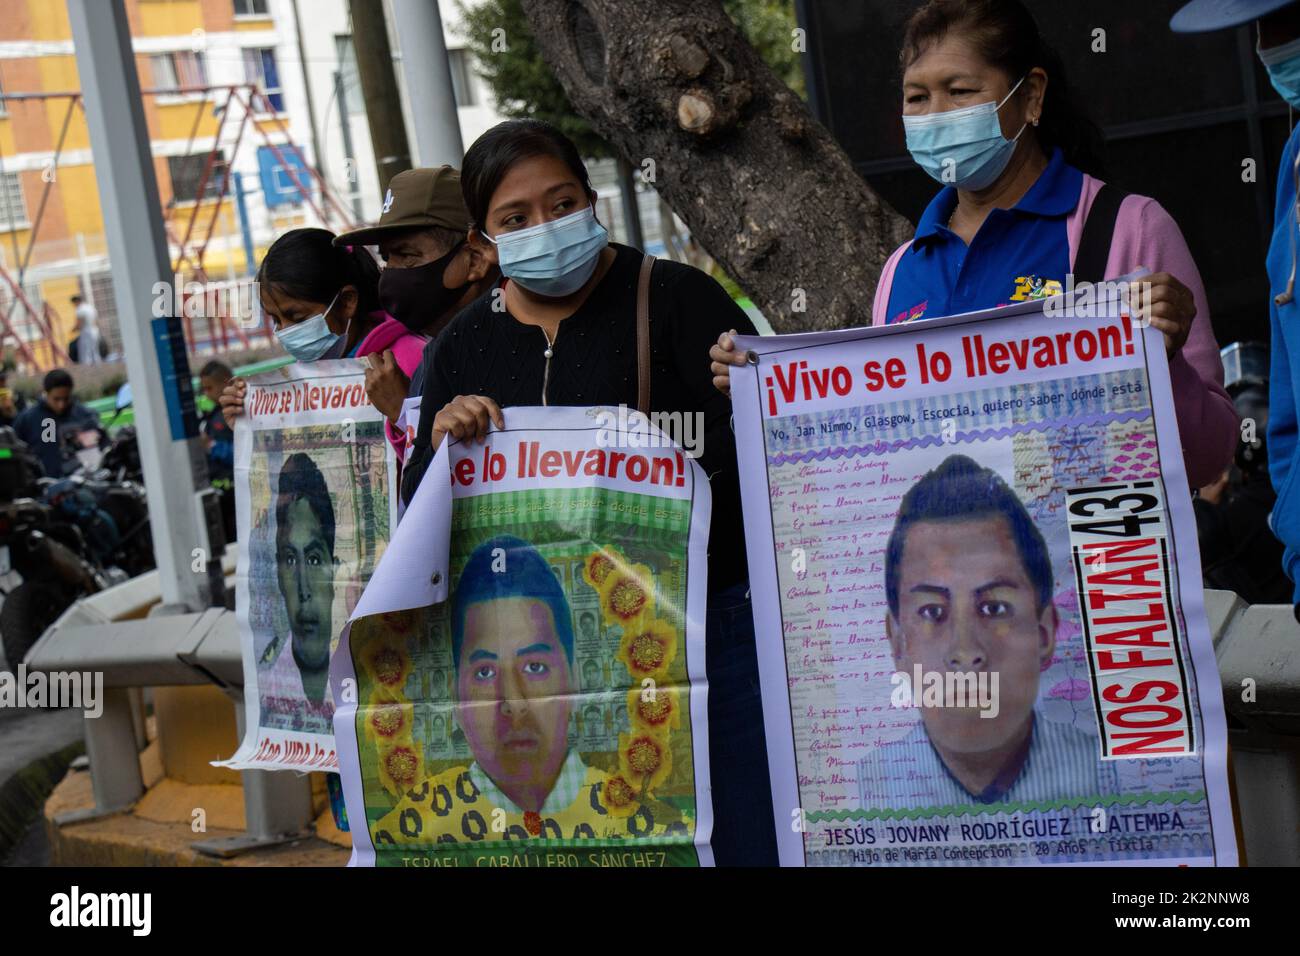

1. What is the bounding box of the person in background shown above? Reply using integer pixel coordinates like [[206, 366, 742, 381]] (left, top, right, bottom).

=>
[[199, 360, 235, 481], [1193, 342, 1290, 604], [72, 294, 101, 367], [332, 166, 500, 454], [13, 368, 102, 478], [713, 0, 1237, 491], [199, 360, 236, 541], [218, 228, 426, 429], [1170, 0, 1300, 612], [400, 118, 774, 865], [0, 371, 28, 428]]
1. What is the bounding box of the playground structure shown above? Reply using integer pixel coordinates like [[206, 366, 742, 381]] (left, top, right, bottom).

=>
[[0, 82, 360, 372]]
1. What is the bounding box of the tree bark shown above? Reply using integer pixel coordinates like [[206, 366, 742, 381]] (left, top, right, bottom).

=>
[[348, 0, 412, 193], [518, 0, 913, 332]]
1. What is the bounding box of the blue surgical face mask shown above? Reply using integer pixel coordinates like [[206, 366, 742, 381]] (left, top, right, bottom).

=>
[[484, 204, 609, 298], [276, 291, 343, 362], [903, 76, 1028, 191], [1259, 35, 1300, 109]]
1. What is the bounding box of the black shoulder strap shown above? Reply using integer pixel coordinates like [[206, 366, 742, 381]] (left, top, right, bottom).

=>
[[1072, 183, 1128, 285]]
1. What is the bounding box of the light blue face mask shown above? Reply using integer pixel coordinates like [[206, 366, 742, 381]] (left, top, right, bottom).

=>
[[1259, 35, 1300, 109], [484, 205, 609, 298], [903, 76, 1028, 192], [276, 291, 343, 362]]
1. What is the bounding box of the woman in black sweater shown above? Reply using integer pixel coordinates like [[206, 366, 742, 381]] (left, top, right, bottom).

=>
[[401, 120, 775, 865]]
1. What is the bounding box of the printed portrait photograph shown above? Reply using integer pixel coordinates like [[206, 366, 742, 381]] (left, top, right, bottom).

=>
[[345, 485, 701, 864], [245, 423, 392, 736], [857, 451, 1118, 810]]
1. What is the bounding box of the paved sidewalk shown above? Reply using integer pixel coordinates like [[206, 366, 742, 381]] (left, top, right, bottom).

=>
[[0, 639, 88, 864]]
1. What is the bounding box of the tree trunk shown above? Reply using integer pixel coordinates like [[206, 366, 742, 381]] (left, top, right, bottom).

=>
[[348, 0, 412, 193], [518, 0, 913, 332]]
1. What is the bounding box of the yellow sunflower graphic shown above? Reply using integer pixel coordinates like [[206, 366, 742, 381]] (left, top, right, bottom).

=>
[[601, 773, 639, 818], [599, 562, 656, 628], [378, 609, 419, 636], [619, 730, 673, 793], [617, 617, 678, 680], [362, 695, 411, 746], [627, 685, 681, 734], [582, 548, 622, 592], [360, 636, 412, 693], [377, 739, 423, 797]]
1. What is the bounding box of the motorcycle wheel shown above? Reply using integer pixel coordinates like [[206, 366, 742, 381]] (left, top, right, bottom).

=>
[[0, 580, 76, 668]]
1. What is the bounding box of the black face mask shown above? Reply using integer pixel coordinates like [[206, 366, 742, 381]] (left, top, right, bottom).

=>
[[379, 241, 469, 334]]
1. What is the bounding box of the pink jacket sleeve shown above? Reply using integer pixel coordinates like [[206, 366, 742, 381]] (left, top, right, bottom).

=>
[[383, 332, 426, 462], [871, 242, 911, 327], [1101, 194, 1238, 488]]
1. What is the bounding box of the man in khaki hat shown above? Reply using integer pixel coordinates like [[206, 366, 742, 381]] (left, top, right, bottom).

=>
[[335, 166, 498, 421]]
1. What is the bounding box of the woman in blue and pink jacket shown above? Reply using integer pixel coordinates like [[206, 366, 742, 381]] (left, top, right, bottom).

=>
[[219, 228, 426, 455], [714, 0, 1237, 487]]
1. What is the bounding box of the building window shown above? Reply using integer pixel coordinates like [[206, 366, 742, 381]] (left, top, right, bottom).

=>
[[244, 48, 284, 113], [168, 151, 229, 203], [448, 48, 478, 108], [0, 280, 44, 344], [233, 0, 270, 15], [0, 171, 27, 230], [151, 51, 208, 92], [90, 273, 121, 354], [334, 35, 365, 116]]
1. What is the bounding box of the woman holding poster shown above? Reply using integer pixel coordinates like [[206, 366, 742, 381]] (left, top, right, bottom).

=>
[[216, 230, 423, 826], [713, 0, 1236, 489], [218, 229, 427, 429], [400, 119, 775, 865]]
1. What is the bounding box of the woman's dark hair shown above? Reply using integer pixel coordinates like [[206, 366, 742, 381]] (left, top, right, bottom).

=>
[[256, 227, 382, 316], [900, 0, 1107, 179], [460, 119, 595, 231]]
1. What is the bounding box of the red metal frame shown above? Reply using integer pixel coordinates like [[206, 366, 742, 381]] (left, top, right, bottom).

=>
[[0, 82, 361, 368]]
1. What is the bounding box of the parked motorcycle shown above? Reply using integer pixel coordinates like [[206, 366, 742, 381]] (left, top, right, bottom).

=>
[[0, 410, 154, 666]]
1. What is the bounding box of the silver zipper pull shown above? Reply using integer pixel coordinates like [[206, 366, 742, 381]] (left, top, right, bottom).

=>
[[541, 329, 554, 405]]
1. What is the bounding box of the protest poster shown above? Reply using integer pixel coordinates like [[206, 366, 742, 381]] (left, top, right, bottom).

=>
[[730, 291, 1238, 867], [331, 406, 714, 867], [218, 360, 397, 772]]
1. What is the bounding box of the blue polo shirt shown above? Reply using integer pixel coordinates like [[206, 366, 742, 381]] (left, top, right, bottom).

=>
[[886, 147, 1083, 325]]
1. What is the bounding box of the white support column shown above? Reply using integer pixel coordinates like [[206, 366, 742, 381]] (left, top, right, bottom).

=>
[[388, 0, 465, 168], [67, 0, 211, 610]]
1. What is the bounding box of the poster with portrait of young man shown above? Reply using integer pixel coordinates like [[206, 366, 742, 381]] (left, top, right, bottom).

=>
[[731, 291, 1237, 868], [331, 407, 714, 868], [218, 361, 397, 773]]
